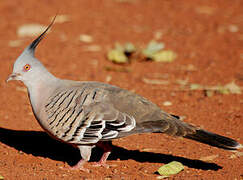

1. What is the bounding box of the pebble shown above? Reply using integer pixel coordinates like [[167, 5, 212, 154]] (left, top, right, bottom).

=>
[[79, 34, 93, 43], [228, 25, 239, 33], [163, 101, 172, 106], [17, 24, 47, 37]]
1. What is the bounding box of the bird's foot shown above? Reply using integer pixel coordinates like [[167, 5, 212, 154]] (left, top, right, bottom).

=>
[[93, 151, 111, 168], [61, 159, 90, 172]]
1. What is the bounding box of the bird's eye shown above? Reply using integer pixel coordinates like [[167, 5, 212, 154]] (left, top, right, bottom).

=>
[[23, 64, 31, 72]]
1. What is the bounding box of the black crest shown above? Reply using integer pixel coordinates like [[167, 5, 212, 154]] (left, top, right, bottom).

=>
[[28, 15, 57, 52]]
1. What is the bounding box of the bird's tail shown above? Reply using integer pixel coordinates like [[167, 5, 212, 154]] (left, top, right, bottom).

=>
[[184, 129, 242, 150], [136, 115, 242, 150]]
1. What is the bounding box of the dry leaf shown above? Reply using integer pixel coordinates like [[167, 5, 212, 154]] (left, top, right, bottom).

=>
[[158, 161, 184, 176], [17, 24, 47, 37], [142, 40, 165, 58], [205, 90, 214, 97], [190, 84, 202, 90], [142, 78, 169, 85], [215, 85, 230, 94], [107, 49, 128, 63], [224, 81, 241, 94], [176, 79, 189, 86], [152, 50, 177, 62], [50, 15, 70, 24], [124, 42, 136, 53], [79, 34, 93, 43], [107, 42, 136, 63], [199, 154, 219, 162]]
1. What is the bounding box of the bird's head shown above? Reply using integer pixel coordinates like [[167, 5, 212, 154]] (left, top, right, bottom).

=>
[[7, 16, 56, 85]]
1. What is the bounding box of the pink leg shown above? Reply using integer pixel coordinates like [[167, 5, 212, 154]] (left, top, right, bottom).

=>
[[68, 159, 90, 172], [94, 141, 112, 167], [93, 151, 111, 167], [64, 145, 93, 172]]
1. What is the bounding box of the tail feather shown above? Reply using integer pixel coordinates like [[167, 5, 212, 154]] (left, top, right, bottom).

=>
[[134, 113, 242, 150], [184, 129, 242, 150]]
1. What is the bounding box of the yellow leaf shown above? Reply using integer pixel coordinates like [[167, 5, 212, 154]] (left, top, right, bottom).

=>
[[205, 90, 214, 97], [142, 78, 169, 85], [107, 49, 128, 63], [142, 40, 165, 58], [224, 81, 241, 94], [152, 50, 177, 62], [158, 161, 184, 176], [190, 84, 202, 90], [0, 174, 4, 180]]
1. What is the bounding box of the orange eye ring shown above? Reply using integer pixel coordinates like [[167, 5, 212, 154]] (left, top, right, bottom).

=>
[[23, 64, 31, 72]]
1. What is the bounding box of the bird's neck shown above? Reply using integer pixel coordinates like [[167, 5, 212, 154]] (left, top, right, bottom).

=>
[[26, 71, 60, 115]]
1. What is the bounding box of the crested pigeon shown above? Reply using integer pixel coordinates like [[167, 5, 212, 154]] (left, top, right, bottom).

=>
[[7, 18, 242, 171]]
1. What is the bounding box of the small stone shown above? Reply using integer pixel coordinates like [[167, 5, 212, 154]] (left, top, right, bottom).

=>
[[228, 25, 239, 33], [112, 169, 118, 173], [79, 34, 93, 43], [59, 33, 68, 42], [230, 152, 243, 159], [83, 45, 101, 52], [195, 6, 215, 15], [217, 26, 226, 34], [240, 54, 243, 59], [163, 101, 172, 106], [154, 31, 163, 40], [179, 116, 186, 121], [156, 176, 169, 179], [106, 75, 112, 82], [18, 150, 24, 154], [104, 177, 112, 180], [8, 40, 23, 47]]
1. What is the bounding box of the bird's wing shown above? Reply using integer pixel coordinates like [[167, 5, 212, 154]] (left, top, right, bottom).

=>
[[43, 85, 136, 144]]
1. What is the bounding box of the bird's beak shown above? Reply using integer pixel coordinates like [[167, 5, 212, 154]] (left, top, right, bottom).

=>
[[6, 73, 20, 83]]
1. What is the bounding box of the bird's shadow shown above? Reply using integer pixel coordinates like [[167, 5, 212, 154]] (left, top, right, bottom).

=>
[[0, 127, 222, 170]]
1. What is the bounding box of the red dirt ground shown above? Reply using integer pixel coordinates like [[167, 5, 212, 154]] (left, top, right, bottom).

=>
[[0, 0, 242, 179]]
